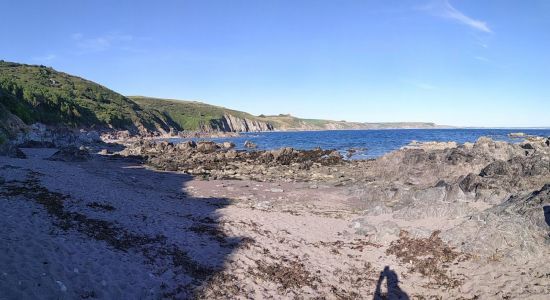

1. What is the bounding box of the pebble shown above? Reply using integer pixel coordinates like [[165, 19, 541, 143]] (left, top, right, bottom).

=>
[[56, 280, 67, 292], [270, 188, 284, 193]]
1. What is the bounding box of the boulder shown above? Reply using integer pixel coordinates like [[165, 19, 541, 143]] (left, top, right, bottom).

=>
[[222, 141, 235, 149], [244, 140, 257, 149], [18, 140, 56, 148], [508, 132, 526, 138], [176, 141, 197, 150], [459, 173, 481, 193], [196, 141, 219, 153], [99, 149, 111, 155], [0, 143, 27, 159], [480, 160, 511, 177], [48, 146, 90, 162]]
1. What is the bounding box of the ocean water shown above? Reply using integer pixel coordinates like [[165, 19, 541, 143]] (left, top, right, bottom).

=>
[[169, 129, 550, 159]]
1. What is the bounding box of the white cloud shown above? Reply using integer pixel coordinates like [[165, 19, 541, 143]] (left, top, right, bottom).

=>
[[71, 33, 135, 53], [422, 0, 492, 33], [474, 56, 490, 62], [32, 54, 57, 62]]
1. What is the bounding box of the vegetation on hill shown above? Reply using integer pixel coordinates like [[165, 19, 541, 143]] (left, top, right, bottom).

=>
[[0, 60, 443, 138], [129, 96, 263, 131], [0, 61, 270, 133], [254, 114, 441, 130], [0, 61, 169, 133]]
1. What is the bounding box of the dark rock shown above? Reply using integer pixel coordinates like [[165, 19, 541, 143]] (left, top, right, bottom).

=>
[[445, 148, 473, 165], [12, 148, 26, 159], [459, 173, 481, 193], [176, 141, 196, 150], [48, 146, 91, 162], [401, 149, 427, 165], [0, 143, 27, 159], [18, 140, 56, 148], [521, 143, 535, 150], [480, 160, 511, 177], [196, 141, 218, 153], [244, 140, 257, 149], [435, 180, 448, 188]]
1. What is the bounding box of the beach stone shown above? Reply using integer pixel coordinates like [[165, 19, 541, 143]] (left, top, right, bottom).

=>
[[244, 140, 257, 149], [177, 141, 196, 150], [222, 141, 235, 149], [13, 148, 27, 159], [480, 160, 511, 177], [0, 144, 27, 159], [48, 146, 90, 162], [55, 281, 67, 292], [196, 141, 218, 153]]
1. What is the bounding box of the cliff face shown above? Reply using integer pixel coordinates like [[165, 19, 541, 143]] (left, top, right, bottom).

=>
[[211, 114, 274, 132]]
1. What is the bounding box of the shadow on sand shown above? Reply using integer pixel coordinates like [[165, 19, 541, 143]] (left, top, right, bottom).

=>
[[544, 205, 550, 228], [92, 155, 245, 298], [373, 266, 410, 300], [0, 149, 243, 299]]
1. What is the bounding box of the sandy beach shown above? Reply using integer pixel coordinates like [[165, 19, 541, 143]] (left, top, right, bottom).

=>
[[1, 139, 549, 299]]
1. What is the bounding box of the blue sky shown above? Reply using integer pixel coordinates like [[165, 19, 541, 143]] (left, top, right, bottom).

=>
[[2, 0, 549, 127]]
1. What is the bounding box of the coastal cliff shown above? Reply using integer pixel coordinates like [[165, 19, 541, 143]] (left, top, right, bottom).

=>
[[211, 114, 274, 132]]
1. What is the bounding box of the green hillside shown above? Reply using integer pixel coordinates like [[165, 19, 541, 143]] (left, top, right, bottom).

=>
[[0, 61, 170, 133], [130, 96, 262, 131], [255, 114, 441, 130], [0, 60, 444, 138]]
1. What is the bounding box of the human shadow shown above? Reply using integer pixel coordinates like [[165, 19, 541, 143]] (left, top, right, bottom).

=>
[[544, 205, 550, 227], [373, 266, 410, 300]]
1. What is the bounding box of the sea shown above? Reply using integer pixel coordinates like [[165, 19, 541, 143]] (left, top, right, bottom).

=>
[[169, 129, 550, 160]]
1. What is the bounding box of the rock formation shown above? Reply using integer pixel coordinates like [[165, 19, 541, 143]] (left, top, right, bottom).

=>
[[210, 114, 274, 132]]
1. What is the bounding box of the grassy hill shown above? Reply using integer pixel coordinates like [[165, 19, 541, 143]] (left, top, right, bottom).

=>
[[0, 61, 271, 133], [0, 60, 171, 133], [129, 96, 266, 131], [0, 60, 444, 139], [131, 98, 444, 132], [255, 114, 441, 131]]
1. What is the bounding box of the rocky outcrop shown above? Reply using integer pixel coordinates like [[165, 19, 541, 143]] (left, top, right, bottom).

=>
[[211, 114, 274, 132], [13, 123, 103, 148], [116, 135, 550, 263], [444, 184, 550, 259], [119, 140, 343, 181], [0, 102, 27, 142], [47, 146, 91, 162]]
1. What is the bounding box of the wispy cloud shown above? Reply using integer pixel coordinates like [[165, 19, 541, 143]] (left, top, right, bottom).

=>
[[32, 54, 57, 62], [71, 33, 135, 53], [474, 56, 490, 62], [421, 0, 492, 33]]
